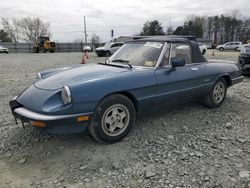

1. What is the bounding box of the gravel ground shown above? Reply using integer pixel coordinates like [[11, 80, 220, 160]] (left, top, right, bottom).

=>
[[0, 50, 249, 188]]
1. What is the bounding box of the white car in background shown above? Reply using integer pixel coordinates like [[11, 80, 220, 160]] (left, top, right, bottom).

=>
[[216, 42, 242, 51], [95, 42, 124, 57], [198, 42, 207, 55], [0, 45, 8, 53]]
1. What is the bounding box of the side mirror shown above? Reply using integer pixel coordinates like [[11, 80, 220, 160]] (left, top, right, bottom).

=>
[[171, 58, 186, 68]]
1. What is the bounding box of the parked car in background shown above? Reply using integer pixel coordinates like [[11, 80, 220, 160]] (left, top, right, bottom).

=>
[[238, 44, 250, 75], [0, 45, 9, 53], [216, 42, 242, 51], [10, 36, 243, 143], [198, 42, 207, 54], [95, 42, 124, 57], [83, 45, 92, 52]]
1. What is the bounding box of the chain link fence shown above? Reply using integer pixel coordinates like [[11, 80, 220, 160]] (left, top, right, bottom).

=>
[[0, 42, 101, 53]]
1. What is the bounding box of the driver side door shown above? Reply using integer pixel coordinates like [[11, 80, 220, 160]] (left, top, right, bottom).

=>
[[155, 43, 206, 109]]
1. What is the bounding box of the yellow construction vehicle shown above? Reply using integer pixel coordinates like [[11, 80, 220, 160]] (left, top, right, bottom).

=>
[[33, 36, 56, 53]]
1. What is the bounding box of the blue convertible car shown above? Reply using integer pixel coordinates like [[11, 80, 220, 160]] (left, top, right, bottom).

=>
[[10, 36, 243, 143]]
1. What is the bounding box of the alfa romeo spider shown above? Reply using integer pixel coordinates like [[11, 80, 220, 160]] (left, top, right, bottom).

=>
[[10, 36, 243, 143]]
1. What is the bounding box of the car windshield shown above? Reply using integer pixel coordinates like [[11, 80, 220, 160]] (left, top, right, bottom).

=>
[[109, 42, 164, 67], [104, 43, 111, 47]]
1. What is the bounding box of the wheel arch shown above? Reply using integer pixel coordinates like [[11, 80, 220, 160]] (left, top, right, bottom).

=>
[[222, 75, 232, 87], [96, 91, 139, 113], [215, 74, 232, 87]]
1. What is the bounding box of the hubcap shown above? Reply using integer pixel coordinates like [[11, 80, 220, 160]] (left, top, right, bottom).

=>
[[101, 104, 130, 136], [213, 82, 225, 104]]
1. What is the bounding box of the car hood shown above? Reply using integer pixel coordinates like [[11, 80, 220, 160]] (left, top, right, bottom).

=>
[[34, 63, 130, 90]]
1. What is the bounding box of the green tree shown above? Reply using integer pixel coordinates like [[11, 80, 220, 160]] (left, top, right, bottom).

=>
[[173, 26, 184, 35], [0, 29, 12, 42], [172, 18, 204, 38], [140, 20, 165, 36]]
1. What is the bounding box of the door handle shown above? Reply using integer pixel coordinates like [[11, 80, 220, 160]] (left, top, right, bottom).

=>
[[191, 67, 198, 71]]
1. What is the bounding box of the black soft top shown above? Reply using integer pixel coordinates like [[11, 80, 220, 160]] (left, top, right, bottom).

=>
[[128, 36, 207, 63]]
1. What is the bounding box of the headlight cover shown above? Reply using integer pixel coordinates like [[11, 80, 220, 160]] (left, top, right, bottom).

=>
[[61, 86, 72, 105]]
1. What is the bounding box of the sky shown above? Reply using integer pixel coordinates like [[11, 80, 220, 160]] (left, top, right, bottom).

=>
[[0, 0, 249, 42]]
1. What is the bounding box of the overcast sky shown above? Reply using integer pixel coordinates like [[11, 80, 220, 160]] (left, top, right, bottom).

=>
[[0, 0, 249, 42]]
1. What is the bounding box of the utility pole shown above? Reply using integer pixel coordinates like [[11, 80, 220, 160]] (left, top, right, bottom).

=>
[[111, 29, 114, 41], [84, 16, 87, 43]]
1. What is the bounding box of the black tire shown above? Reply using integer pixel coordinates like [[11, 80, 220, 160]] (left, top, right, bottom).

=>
[[202, 49, 206, 55], [88, 94, 136, 143], [235, 47, 239, 51], [105, 51, 111, 57], [202, 77, 227, 108], [50, 50, 55, 53], [219, 47, 224, 51], [33, 47, 39, 53]]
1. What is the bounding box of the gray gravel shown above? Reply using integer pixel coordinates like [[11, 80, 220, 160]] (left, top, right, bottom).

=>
[[0, 51, 249, 188]]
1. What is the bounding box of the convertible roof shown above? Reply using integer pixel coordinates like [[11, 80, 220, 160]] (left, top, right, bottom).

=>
[[132, 35, 196, 42], [128, 35, 207, 63]]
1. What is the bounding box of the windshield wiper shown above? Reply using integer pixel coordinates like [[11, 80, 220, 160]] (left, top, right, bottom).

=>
[[111, 59, 132, 68]]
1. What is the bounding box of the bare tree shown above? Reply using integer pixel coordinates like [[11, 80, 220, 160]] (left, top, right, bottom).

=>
[[166, 26, 173, 35], [1, 18, 20, 42], [1, 17, 50, 43], [91, 33, 100, 44], [19, 17, 50, 43]]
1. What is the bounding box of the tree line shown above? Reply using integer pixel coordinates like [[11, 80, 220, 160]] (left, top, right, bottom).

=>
[[140, 10, 250, 44]]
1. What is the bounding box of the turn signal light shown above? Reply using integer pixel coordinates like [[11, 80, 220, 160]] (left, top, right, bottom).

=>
[[30, 121, 46, 127], [77, 116, 89, 122]]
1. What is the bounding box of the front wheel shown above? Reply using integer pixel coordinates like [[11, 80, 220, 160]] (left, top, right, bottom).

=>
[[105, 51, 111, 57], [89, 94, 136, 143], [219, 47, 224, 51], [202, 77, 227, 108], [202, 49, 206, 55]]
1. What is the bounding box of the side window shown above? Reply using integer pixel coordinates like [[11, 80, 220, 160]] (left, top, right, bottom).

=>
[[111, 44, 116, 48], [170, 44, 192, 65], [117, 43, 123, 47]]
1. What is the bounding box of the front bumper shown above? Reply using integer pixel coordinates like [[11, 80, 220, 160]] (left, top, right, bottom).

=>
[[0, 49, 8, 53], [95, 50, 106, 56], [10, 98, 92, 134]]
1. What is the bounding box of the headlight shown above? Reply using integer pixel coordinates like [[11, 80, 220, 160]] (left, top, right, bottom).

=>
[[61, 86, 72, 105]]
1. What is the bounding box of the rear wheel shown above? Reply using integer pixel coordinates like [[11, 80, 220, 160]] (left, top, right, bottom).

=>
[[202, 49, 206, 55], [202, 77, 227, 108], [88, 94, 136, 143]]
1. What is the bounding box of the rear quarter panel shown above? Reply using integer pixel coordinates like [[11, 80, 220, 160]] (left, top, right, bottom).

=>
[[202, 61, 241, 86]]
